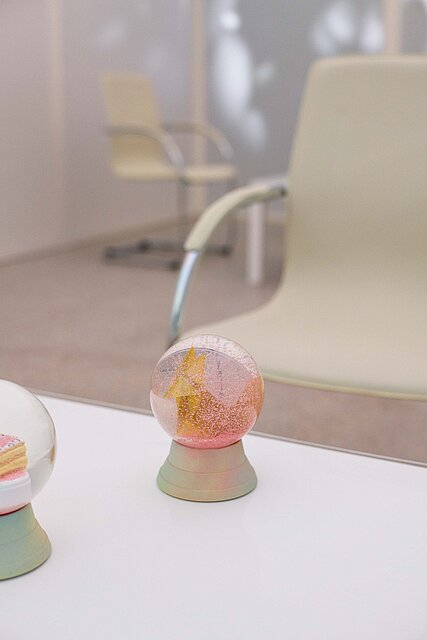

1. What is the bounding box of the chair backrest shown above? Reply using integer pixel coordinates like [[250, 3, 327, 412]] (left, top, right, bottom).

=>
[[102, 72, 166, 174], [276, 56, 427, 398]]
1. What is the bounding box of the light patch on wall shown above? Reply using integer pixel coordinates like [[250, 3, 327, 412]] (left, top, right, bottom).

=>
[[311, 1, 383, 55], [220, 9, 241, 32], [212, 35, 252, 119], [359, 7, 384, 51], [210, 0, 239, 38], [210, 1, 271, 150], [254, 60, 276, 85], [311, 1, 355, 55]]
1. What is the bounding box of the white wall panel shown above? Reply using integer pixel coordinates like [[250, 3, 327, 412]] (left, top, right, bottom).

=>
[[0, 0, 64, 259], [0, 0, 192, 259]]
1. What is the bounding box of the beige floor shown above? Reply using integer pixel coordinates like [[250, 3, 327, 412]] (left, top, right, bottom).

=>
[[0, 222, 425, 463]]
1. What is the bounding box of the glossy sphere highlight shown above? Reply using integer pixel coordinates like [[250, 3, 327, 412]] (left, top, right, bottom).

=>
[[0, 381, 56, 515], [150, 335, 264, 449]]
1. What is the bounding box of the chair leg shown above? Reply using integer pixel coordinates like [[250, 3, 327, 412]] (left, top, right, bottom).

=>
[[103, 181, 188, 268]]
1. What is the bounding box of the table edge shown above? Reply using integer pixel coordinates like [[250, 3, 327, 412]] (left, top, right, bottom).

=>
[[33, 388, 427, 469]]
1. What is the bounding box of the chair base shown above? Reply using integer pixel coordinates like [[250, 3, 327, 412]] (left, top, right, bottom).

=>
[[0, 504, 51, 580], [104, 237, 232, 267], [104, 239, 183, 269], [157, 439, 257, 502]]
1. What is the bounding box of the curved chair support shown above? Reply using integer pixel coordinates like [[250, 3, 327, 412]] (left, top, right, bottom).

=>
[[168, 181, 288, 346], [106, 124, 185, 168], [162, 121, 235, 163], [169, 250, 201, 347], [185, 182, 287, 251]]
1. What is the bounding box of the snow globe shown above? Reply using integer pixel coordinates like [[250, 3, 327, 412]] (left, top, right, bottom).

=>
[[0, 380, 56, 579], [150, 335, 263, 501]]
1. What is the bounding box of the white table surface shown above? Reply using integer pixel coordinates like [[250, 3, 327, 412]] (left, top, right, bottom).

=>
[[2, 395, 426, 640]]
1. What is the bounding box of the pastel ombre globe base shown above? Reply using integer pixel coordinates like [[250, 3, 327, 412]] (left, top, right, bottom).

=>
[[0, 381, 56, 579], [150, 335, 263, 502]]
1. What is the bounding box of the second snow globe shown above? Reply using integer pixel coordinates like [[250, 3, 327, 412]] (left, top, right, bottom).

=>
[[0, 380, 56, 579]]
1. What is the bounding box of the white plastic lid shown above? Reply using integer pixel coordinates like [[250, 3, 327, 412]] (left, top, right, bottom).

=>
[[0, 472, 32, 515]]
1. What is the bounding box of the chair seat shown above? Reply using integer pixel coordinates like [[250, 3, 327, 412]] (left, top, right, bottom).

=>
[[112, 160, 180, 182], [183, 274, 427, 400], [181, 164, 237, 184], [174, 58, 427, 404], [113, 161, 237, 184]]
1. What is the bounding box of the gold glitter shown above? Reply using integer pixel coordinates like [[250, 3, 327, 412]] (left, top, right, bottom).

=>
[[151, 336, 264, 449], [165, 346, 207, 437]]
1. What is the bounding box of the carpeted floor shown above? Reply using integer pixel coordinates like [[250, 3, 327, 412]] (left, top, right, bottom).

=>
[[0, 222, 425, 463]]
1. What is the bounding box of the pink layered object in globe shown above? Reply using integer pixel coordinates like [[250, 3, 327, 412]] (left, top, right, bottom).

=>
[[0, 469, 27, 481], [150, 335, 264, 449], [0, 433, 27, 479]]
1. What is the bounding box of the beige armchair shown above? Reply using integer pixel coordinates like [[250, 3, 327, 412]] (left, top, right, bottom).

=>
[[169, 56, 427, 402], [102, 72, 238, 267]]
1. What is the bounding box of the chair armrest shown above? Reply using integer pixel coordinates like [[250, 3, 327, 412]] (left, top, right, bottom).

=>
[[168, 181, 287, 346], [162, 121, 235, 163], [105, 124, 184, 168], [185, 182, 287, 251]]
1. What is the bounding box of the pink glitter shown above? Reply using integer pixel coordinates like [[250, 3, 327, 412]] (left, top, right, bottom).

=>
[[0, 433, 22, 452], [151, 335, 264, 449]]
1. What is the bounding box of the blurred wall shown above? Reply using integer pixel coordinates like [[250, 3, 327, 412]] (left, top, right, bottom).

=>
[[0, 0, 192, 260], [1, 0, 426, 260], [0, 0, 65, 260], [401, 0, 427, 50]]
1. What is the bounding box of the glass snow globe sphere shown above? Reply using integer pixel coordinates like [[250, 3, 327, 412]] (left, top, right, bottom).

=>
[[0, 380, 56, 579], [150, 335, 263, 502]]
